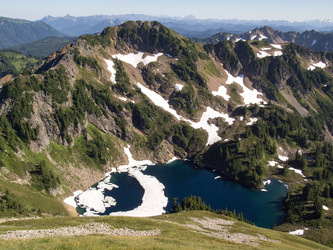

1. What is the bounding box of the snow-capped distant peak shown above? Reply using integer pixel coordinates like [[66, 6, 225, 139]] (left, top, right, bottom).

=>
[[319, 18, 333, 23]]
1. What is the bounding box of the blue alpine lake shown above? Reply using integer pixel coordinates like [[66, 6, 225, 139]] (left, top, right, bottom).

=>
[[80, 160, 288, 228]]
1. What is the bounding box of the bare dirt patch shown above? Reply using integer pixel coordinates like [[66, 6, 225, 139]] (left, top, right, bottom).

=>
[[0, 74, 13, 85]]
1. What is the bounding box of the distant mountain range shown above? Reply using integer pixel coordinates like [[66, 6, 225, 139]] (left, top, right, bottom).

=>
[[40, 14, 333, 37], [1, 14, 333, 56], [0, 17, 65, 49], [192, 26, 333, 52]]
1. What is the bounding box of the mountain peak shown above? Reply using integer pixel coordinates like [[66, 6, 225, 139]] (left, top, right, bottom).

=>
[[183, 15, 197, 20], [319, 18, 333, 23]]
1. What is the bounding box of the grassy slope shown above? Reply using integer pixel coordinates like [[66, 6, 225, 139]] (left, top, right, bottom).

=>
[[0, 179, 68, 216], [0, 122, 123, 217], [0, 211, 329, 249], [0, 50, 39, 74], [4, 52, 39, 72]]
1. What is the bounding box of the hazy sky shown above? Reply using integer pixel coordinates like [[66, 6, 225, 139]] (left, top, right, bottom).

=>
[[1, 0, 332, 21]]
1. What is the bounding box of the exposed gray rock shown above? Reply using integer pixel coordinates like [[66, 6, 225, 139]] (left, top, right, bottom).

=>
[[1, 167, 9, 175], [152, 140, 175, 163], [29, 91, 61, 153], [87, 113, 117, 135], [0, 222, 161, 239], [0, 99, 13, 117], [49, 185, 64, 196]]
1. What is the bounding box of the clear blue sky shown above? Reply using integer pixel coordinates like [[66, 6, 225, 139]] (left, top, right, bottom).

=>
[[1, 0, 332, 21]]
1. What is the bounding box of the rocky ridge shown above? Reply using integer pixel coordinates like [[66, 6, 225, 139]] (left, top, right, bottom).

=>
[[194, 26, 333, 52]]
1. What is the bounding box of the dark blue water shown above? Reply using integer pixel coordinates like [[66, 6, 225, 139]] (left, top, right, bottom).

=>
[[103, 173, 144, 214], [144, 161, 288, 228], [83, 160, 288, 228]]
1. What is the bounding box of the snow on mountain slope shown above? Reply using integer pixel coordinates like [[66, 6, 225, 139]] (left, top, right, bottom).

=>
[[112, 52, 163, 68]]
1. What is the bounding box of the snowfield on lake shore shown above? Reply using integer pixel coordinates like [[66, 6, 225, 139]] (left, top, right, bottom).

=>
[[68, 145, 168, 217]]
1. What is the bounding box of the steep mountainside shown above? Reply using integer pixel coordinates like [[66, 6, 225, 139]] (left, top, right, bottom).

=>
[[0, 17, 65, 49], [194, 26, 333, 52], [0, 21, 333, 246]]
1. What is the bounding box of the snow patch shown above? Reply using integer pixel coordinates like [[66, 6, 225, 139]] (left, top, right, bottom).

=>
[[308, 65, 316, 71], [78, 145, 169, 217], [190, 107, 235, 145], [118, 97, 127, 102], [246, 118, 258, 126], [258, 34, 268, 40], [323, 205, 329, 211], [288, 167, 306, 178], [308, 60, 327, 71], [314, 61, 326, 68], [137, 82, 235, 145], [278, 155, 289, 161], [118, 145, 153, 171], [273, 51, 283, 56], [235, 38, 245, 42], [268, 161, 278, 167], [76, 174, 119, 216], [109, 167, 168, 217], [311, 40, 317, 46], [64, 190, 83, 208], [257, 51, 271, 58], [224, 69, 266, 105], [175, 84, 184, 91], [263, 179, 271, 185], [271, 44, 282, 49], [289, 229, 305, 236], [77, 189, 107, 214], [112, 52, 163, 68], [105, 59, 117, 83], [212, 85, 230, 101], [261, 47, 272, 51], [137, 82, 183, 120], [167, 156, 178, 164]]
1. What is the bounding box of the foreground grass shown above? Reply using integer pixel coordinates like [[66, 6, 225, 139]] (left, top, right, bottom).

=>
[[0, 179, 68, 216], [0, 211, 329, 249]]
